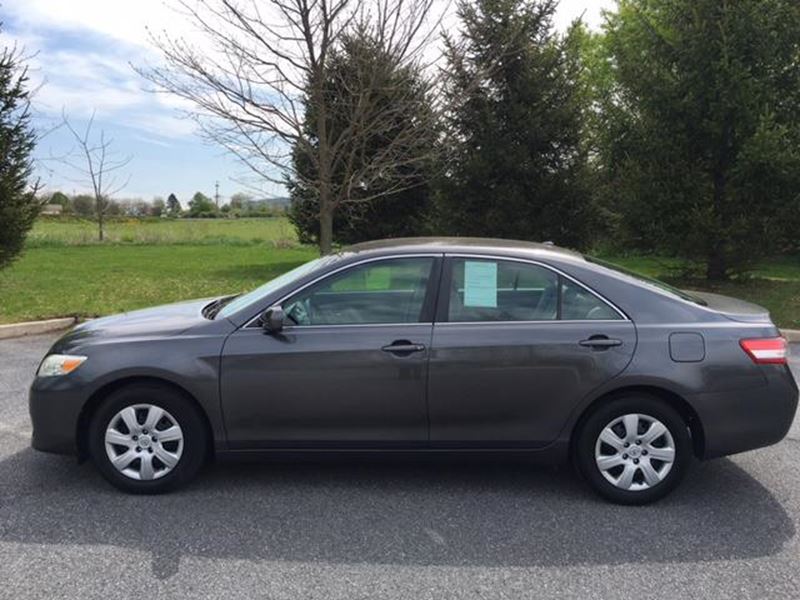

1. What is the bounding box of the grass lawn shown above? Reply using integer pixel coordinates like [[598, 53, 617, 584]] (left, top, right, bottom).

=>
[[1, 217, 798, 328], [0, 245, 317, 323]]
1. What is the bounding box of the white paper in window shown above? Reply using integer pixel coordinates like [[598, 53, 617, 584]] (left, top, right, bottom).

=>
[[463, 261, 497, 307]]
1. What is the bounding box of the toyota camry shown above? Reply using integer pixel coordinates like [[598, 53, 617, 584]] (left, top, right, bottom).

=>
[[29, 238, 798, 504]]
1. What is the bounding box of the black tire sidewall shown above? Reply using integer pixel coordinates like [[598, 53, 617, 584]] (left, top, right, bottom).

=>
[[575, 395, 692, 505], [88, 384, 207, 494]]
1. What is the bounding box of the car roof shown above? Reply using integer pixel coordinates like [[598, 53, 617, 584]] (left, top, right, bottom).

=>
[[342, 237, 586, 262]]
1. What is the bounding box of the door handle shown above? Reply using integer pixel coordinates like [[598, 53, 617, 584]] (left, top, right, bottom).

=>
[[579, 336, 623, 349], [381, 340, 426, 355]]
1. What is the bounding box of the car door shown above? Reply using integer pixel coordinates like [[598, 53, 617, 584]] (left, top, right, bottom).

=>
[[427, 255, 636, 447], [220, 255, 442, 448]]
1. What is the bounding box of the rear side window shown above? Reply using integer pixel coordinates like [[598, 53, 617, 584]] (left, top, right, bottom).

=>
[[446, 258, 621, 322], [283, 257, 434, 325], [561, 279, 620, 320]]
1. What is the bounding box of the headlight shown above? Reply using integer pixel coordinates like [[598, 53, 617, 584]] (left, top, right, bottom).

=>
[[37, 354, 88, 377]]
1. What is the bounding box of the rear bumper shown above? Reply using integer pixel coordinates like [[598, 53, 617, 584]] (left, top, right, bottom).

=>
[[29, 377, 87, 455], [692, 365, 799, 459]]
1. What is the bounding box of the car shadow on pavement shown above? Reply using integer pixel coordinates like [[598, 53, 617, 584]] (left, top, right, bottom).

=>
[[0, 448, 793, 580]]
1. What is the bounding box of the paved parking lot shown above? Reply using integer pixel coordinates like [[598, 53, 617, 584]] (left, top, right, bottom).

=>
[[1, 333, 799, 599]]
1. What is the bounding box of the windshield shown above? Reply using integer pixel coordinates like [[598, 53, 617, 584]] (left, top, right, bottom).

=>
[[216, 254, 342, 319], [586, 256, 708, 306]]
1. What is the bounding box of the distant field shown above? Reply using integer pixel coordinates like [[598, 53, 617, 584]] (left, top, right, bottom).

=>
[[0, 217, 798, 328], [28, 217, 298, 247]]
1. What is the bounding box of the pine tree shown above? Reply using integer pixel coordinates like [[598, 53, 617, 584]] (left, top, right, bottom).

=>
[[166, 193, 181, 216], [596, 0, 800, 279], [0, 36, 39, 269], [434, 0, 594, 248]]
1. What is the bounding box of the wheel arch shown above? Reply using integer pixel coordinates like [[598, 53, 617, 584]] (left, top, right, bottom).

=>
[[76, 376, 215, 462], [570, 385, 705, 459]]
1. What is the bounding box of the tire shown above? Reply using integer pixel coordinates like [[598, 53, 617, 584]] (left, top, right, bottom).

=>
[[88, 383, 208, 494], [574, 395, 692, 505]]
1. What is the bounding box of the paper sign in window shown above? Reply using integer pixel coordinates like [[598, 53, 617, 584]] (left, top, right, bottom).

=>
[[463, 261, 497, 307]]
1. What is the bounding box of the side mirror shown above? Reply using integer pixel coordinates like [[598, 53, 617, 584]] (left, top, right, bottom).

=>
[[261, 305, 285, 333]]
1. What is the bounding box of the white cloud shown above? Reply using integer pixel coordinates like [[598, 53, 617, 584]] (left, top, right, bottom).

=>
[[3, 0, 184, 49], [5, 0, 614, 126], [3, 0, 199, 142]]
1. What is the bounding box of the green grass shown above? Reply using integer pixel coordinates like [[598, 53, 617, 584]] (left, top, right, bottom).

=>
[[29, 216, 298, 247], [1, 217, 798, 328], [0, 245, 317, 323]]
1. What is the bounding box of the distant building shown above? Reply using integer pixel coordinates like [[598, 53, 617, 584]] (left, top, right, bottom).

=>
[[41, 204, 63, 216]]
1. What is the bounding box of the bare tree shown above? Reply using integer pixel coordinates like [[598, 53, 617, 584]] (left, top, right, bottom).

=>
[[140, 0, 446, 254], [59, 112, 132, 241]]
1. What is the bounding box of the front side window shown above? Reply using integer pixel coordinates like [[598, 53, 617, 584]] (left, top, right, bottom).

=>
[[283, 257, 434, 326], [217, 254, 342, 319], [447, 258, 621, 322]]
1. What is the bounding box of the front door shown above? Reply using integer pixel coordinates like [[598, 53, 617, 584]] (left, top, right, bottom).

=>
[[221, 256, 441, 448], [427, 256, 636, 447]]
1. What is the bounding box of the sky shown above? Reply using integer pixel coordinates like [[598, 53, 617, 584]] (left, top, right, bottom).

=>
[[3, 0, 613, 205]]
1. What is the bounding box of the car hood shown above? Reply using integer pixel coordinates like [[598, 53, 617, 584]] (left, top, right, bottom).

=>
[[51, 297, 215, 352]]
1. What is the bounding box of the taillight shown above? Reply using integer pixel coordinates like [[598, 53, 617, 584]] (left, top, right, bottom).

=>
[[739, 337, 789, 365]]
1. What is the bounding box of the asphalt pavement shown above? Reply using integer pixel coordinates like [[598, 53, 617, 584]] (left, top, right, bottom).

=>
[[1, 333, 800, 599]]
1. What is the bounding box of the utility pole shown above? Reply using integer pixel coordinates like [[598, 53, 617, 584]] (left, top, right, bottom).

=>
[[214, 180, 220, 209]]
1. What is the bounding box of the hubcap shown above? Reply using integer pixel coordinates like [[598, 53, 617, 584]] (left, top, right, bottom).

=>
[[104, 404, 184, 481], [594, 413, 675, 491]]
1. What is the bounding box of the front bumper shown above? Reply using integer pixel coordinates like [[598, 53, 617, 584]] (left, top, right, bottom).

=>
[[29, 376, 89, 455], [693, 365, 799, 459]]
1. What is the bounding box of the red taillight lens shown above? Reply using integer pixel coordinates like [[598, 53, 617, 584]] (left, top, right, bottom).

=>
[[739, 337, 789, 365]]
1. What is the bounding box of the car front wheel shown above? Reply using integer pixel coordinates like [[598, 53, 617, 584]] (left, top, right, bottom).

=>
[[575, 395, 692, 505], [88, 383, 207, 493]]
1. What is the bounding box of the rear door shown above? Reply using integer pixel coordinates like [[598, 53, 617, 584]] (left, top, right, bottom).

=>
[[427, 255, 636, 447]]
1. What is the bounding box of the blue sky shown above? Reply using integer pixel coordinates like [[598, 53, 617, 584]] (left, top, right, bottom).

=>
[[3, 0, 610, 206]]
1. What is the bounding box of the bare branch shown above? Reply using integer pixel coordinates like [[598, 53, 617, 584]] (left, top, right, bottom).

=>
[[56, 111, 132, 240], [139, 0, 450, 253]]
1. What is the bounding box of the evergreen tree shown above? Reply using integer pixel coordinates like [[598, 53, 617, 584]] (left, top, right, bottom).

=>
[[48, 191, 70, 208], [287, 32, 436, 247], [166, 193, 181, 215], [0, 36, 38, 269], [596, 0, 800, 279], [434, 0, 594, 248]]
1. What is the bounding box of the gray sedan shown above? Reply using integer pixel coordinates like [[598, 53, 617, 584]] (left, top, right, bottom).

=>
[[29, 238, 798, 503]]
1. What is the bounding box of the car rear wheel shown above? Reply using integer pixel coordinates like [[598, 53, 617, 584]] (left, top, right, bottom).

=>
[[88, 383, 207, 493], [575, 395, 692, 505]]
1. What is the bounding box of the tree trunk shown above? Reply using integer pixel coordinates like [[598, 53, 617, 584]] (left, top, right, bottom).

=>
[[706, 248, 727, 281], [311, 66, 334, 256], [97, 207, 104, 242], [319, 199, 334, 255], [707, 120, 732, 282]]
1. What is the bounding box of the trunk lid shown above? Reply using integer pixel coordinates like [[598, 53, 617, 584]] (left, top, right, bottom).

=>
[[688, 290, 772, 324]]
